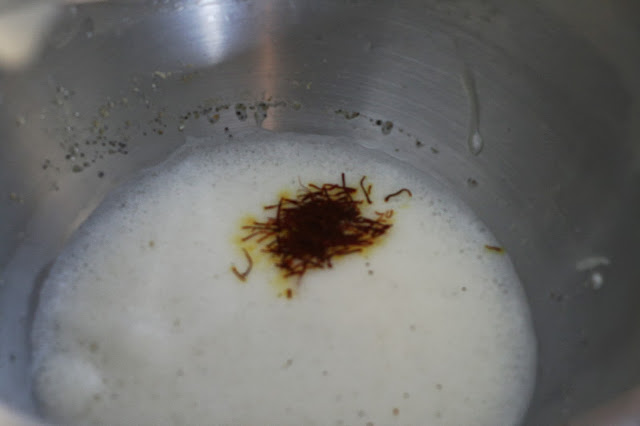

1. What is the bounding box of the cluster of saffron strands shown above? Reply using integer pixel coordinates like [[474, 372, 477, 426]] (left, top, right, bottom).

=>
[[241, 173, 394, 281]]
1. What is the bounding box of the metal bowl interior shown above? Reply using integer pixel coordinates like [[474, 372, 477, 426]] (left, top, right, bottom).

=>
[[0, 1, 639, 424]]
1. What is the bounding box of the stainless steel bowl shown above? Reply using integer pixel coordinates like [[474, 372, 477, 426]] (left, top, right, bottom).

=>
[[1, 0, 639, 424]]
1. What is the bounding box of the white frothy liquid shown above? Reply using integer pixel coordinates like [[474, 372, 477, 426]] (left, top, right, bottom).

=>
[[31, 132, 536, 426]]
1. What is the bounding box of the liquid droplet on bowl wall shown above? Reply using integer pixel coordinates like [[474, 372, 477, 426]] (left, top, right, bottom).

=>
[[587, 271, 604, 290], [460, 63, 483, 156], [575, 256, 611, 271], [469, 131, 483, 155]]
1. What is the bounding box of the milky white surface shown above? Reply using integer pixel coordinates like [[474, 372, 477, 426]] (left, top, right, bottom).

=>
[[31, 131, 536, 426]]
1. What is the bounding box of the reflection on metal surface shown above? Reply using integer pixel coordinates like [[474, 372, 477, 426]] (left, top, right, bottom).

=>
[[0, 1, 60, 70], [196, 2, 230, 65]]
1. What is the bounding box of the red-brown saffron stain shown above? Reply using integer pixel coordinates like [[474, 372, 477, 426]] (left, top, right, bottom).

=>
[[360, 176, 372, 205], [384, 188, 412, 202], [484, 245, 505, 254], [231, 248, 253, 281], [240, 173, 396, 283]]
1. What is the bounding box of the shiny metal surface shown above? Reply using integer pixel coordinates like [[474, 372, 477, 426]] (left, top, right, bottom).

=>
[[0, 0, 639, 424]]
